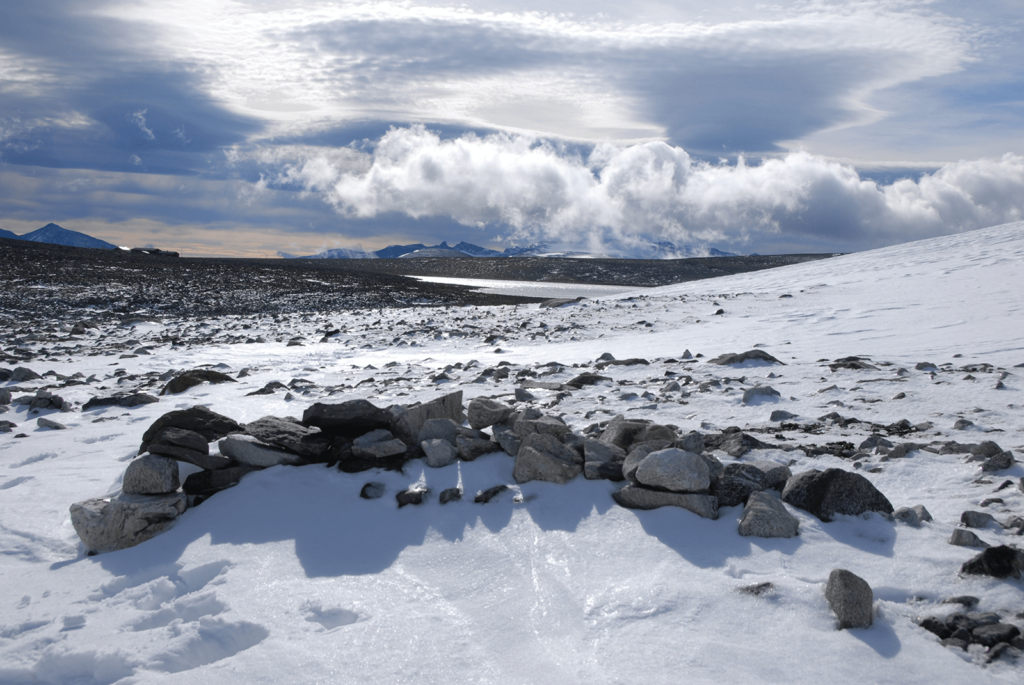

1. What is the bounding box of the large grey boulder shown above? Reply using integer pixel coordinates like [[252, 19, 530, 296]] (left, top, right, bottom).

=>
[[634, 448, 710, 493], [245, 416, 330, 459], [513, 446, 581, 484], [123, 455, 180, 495], [493, 423, 522, 456], [467, 398, 514, 429], [303, 399, 392, 437], [677, 431, 705, 455], [738, 491, 799, 538], [390, 391, 464, 446], [219, 434, 303, 467], [0, 388, 11, 405], [612, 486, 719, 519], [139, 406, 244, 454], [422, 439, 458, 468], [70, 492, 187, 553], [82, 393, 159, 410], [825, 569, 873, 629], [949, 528, 990, 548], [781, 468, 893, 522]]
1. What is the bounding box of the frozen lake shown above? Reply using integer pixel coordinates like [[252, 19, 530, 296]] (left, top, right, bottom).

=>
[[406, 275, 646, 299]]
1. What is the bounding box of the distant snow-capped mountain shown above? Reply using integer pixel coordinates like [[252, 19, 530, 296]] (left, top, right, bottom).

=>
[[9, 223, 117, 249], [285, 238, 737, 260]]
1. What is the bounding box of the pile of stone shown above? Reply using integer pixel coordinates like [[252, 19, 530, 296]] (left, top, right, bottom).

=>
[[68, 390, 909, 556]]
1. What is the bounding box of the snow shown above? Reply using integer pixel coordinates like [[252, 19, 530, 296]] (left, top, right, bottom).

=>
[[1, 222, 1023, 684]]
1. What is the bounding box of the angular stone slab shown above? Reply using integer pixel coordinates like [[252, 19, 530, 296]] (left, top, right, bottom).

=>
[[70, 492, 187, 553], [612, 485, 719, 519], [219, 434, 303, 467], [140, 406, 244, 454], [513, 446, 581, 484], [390, 391, 464, 447], [245, 415, 330, 459]]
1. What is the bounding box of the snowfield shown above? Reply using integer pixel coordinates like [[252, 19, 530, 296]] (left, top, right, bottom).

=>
[[1, 222, 1023, 684]]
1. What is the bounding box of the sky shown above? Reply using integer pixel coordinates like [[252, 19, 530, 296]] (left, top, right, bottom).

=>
[[0, 0, 1023, 257]]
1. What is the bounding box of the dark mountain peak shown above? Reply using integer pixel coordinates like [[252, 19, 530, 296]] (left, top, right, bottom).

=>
[[18, 223, 117, 250]]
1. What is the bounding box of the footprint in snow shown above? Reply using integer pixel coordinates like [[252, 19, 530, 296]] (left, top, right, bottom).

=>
[[303, 601, 361, 630]]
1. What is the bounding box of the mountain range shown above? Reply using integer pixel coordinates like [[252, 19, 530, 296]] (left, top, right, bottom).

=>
[[0, 223, 117, 250], [285, 240, 737, 260]]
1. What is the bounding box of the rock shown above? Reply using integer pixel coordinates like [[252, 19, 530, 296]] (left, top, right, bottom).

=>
[[422, 439, 459, 468], [970, 441, 1004, 459], [11, 367, 42, 382], [583, 439, 626, 481], [522, 432, 581, 465], [953, 418, 974, 430], [972, 624, 1021, 648], [825, 569, 873, 629], [703, 430, 770, 458], [245, 381, 288, 396], [494, 424, 522, 456], [149, 444, 235, 471], [859, 435, 894, 451], [467, 397, 514, 429], [456, 434, 500, 461], [677, 430, 705, 455], [474, 485, 510, 503], [634, 448, 710, 493], [514, 388, 536, 402], [960, 545, 1024, 579], [564, 373, 612, 389], [513, 446, 582, 484], [302, 399, 391, 437], [611, 486, 719, 519], [770, 410, 797, 422], [738, 582, 775, 596], [0, 388, 10, 405], [245, 416, 330, 459], [418, 418, 461, 446], [396, 488, 425, 507], [960, 510, 996, 528], [151, 427, 209, 454], [439, 487, 462, 504], [742, 385, 781, 404], [599, 415, 647, 449], [708, 350, 784, 366], [711, 462, 784, 507], [219, 434, 304, 467], [69, 492, 188, 553], [140, 406, 244, 454], [351, 436, 408, 460], [738, 491, 800, 538], [360, 482, 385, 499], [122, 455, 180, 495], [37, 417, 67, 430], [982, 451, 1015, 472], [781, 468, 894, 522], [919, 617, 952, 640], [182, 465, 260, 497], [83, 393, 159, 410], [390, 391, 464, 446], [893, 505, 932, 527], [160, 369, 237, 395], [514, 415, 573, 442]]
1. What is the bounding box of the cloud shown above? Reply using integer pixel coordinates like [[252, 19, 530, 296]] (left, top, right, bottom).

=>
[[264, 125, 1024, 254]]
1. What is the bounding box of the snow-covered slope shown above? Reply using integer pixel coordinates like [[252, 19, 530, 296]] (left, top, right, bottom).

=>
[[16, 223, 117, 250], [1, 222, 1022, 684]]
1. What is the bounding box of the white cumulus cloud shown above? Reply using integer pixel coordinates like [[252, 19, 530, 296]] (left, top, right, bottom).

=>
[[266, 126, 1024, 254]]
